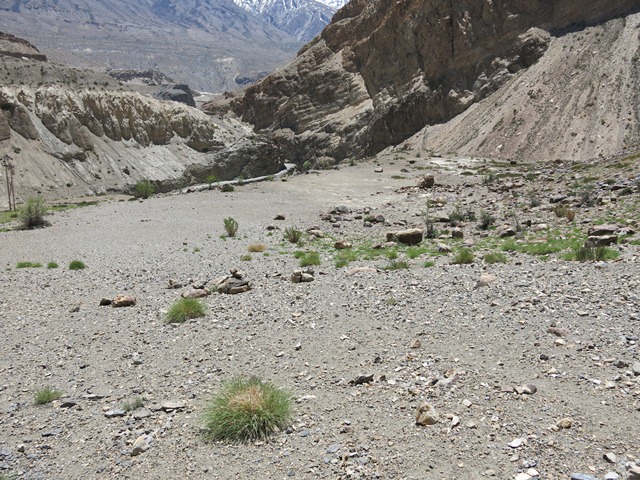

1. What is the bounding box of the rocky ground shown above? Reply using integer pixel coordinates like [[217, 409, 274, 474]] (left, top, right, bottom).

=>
[[0, 152, 639, 480]]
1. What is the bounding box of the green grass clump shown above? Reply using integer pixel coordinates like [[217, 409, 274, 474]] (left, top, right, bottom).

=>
[[134, 180, 155, 199], [423, 260, 435, 268], [295, 251, 320, 267], [221, 183, 235, 193], [452, 249, 474, 264], [35, 386, 62, 405], [284, 227, 303, 244], [202, 376, 293, 443], [47, 261, 58, 269], [484, 252, 508, 264], [165, 298, 206, 324], [69, 260, 86, 270], [384, 259, 409, 270], [406, 246, 430, 259], [240, 254, 252, 261], [564, 245, 619, 262], [224, 217, 239, 237], [335, 249, 359, 268], [16, 261, 42, 268], [19, 196, 49, 229]]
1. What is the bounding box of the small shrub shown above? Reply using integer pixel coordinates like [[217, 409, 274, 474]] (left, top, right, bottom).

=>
[[406, 247, 429, 259], [484, 252, 508, 264], [248, 243, 267, 253], [165, 298, 206, 324], [202, 376, 293, 443], [122, 397, 145, 412], [16, 261, 42, 268], [296, 251, 320, 267], [452, 249, 474, 264], [385, 250, 398, 260], [568, 245, 619, 262], [553, 204, 570, 218], [528, 195, 542, 207], [35, 386, 62, 405], [482, 172, 497, 185], [386, 297, 397, 306], [134, 180, 155, 199], [69, 260, 86, 270], [384, 259, 409, 270], [478, 211, 495, 230], [565, 209, 576, 222], [224, 217, 239, 237], [421, 205, 438, 239], [284, 227, 303, 244], [221, 183, 235, 193], [448, 205, 465, 226], [47, 261, 58, 269], [236, 175, 245, 186], [206, 174, 218, 190], [19, 196, 49, 229], [423, 260, 435, 268], [240, 254, 252, 261], [578, 185, 597, 206], [335, 249, 359, 268]]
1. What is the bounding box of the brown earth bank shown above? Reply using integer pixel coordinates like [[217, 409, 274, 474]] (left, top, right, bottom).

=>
[[208, 1, 640, 167], [0, 153, 639, 479]]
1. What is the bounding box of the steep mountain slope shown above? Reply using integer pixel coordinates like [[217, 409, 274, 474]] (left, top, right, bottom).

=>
[[0, 35, 284, 202], [217, 0, 640, 165], [0, 0, 302, 92], [232, 0, 342, 41]]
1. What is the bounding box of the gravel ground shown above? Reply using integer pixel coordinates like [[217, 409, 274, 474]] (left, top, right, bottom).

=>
[[1, 155, 639, 480]]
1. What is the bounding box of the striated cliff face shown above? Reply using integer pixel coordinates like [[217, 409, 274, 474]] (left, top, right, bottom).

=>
[[0, 58, 283, 202], [219, 0, 640, 164]]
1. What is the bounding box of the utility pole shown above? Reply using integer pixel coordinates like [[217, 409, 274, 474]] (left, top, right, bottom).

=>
[[1, 154, 16, 211]]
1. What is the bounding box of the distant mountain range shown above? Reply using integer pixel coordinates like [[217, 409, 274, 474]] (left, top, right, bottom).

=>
[[232, 0, 347, 41], [0, 0, 346, 92]]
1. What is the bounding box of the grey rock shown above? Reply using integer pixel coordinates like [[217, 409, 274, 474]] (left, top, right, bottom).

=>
[[584, 235, 617, 247], [151, 84, 195, 107], [105, 409, 126, 418], [350, 374, 374, 386], [326, 443, 341, 453], [632, 362, 640, 376], [131, 434, 152, 456], [571, 474, 599, 480], [217, 278, 251, 294]]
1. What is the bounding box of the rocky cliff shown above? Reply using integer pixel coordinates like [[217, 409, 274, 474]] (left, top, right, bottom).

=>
[[218, 0, 640, 165], [0, 45, 284, 202]]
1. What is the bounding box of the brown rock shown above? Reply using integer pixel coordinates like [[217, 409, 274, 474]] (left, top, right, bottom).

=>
[[387, 228, 423, 246], [415, 402, 439, 426], [334, 240, 352, 249], [181, 288, 209, 299], [417, 175, 435, 189], [112, 295, 137, 307]]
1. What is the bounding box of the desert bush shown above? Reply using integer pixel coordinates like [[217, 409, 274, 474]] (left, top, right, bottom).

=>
[[423, 260, 435, 268], [578, 185, 597, 206], [567, 245, 619, 262], [221, 183, 235, 193], [224, 217, 239, 237], [122, 397, 145, 412], [452, 249, 474, 264], [478, 211, 495, 230], [134, 180, 155, 199], [236, 175, 245, 186], [482, 172, 497, 185], [284, 227, 303, 244], [240, 254, 252, 261], [69, 260, 86, 270], [553, 204, 570, 218], [421, 205, 438, 239], [448, 205, 465, 227], [335, 249, 359, 268], [248, 243, 267, 253], [202, 376, 293, 443], [19, 196, 49, 229], [165, 298, 206, 324], [384, 259, 409, 270], [35, 386, 62, 405], [47, 261, 58, 269]]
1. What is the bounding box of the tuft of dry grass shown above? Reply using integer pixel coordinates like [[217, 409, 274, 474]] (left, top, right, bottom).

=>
[[248, 243, 267, 253]]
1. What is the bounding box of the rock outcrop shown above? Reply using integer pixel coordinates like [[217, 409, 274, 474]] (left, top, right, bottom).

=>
[[215, 0, 640, 164], [0, 55, 284, 201]]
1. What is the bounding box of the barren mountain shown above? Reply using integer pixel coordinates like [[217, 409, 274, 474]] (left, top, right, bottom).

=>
[[0, 0, 302, 92], [216, 0, 640, 166], [0, 34, 284, 201]]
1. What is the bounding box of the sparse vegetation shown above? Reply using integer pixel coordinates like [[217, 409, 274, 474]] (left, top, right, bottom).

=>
[[294, 250, 320, 267], [47, 261, 59, 269], [16, 261, 42, 268], [224, 217, 239, 237], [564, 245, 619, 262], [248, 243, 267, 253], [240, 254, 252, 261], [19, 196, 49, 229], [202, 376, 293, 443], [134, 180, 155, 199], [284, 227, 303, 244], [165, 298, 206, 324], [452, 249, 474, 264], [206, 174, 218, 190], [69, 260, 86, 270], [122, 397, 145, 412], [478, 211, 495, 230], [484, 252, 508, 264], [35, 386, 62, 405], [221, 183, 235, 193], [384, 259, 409, 270]]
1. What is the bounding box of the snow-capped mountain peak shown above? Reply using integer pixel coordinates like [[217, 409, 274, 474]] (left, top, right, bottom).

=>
[[232, 0, 349, 41]]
